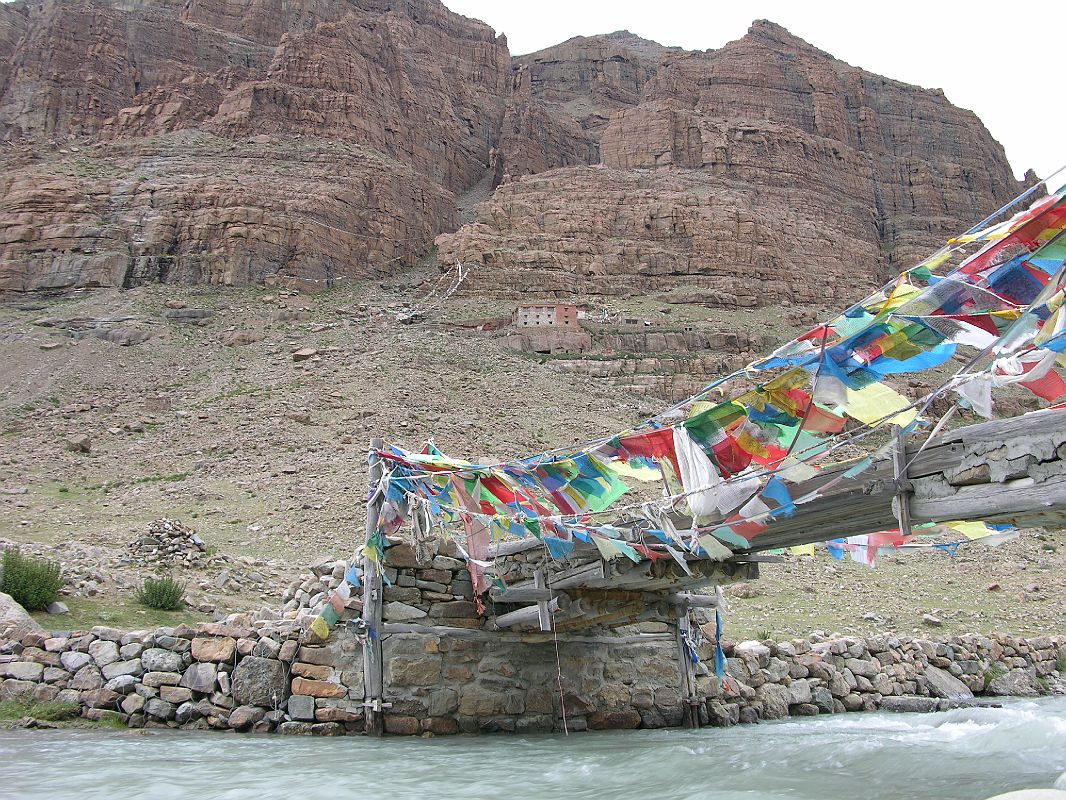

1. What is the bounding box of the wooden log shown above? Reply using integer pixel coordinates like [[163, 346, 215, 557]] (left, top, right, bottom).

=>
[[675, 612, 699, 729], [492, 594, 570, 629], [362, 437, 385, 737], [670, 592, 719, 608]]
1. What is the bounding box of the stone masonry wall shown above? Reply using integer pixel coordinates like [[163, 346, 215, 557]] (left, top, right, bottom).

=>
[[2, 540, 1064, 736], [2, 620, 1063, 735]]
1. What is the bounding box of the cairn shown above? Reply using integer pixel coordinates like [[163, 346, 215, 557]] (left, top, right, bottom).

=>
[[129, 518, 208, 567]]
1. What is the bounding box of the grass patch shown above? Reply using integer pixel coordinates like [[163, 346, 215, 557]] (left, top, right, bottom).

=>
[[0, 700, 80, 722], [1057, 653, 1066, 674], [30, 595, 206, 631]]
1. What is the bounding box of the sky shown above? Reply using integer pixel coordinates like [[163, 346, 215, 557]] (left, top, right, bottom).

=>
[[446, 1, 1064, 183]]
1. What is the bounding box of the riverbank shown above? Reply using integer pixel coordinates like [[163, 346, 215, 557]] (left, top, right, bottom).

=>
[[2, 615, 1063, 735]]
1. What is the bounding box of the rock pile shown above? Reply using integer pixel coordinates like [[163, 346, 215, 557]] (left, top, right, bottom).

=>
[[129, 519, 207, 567], [279, 540, 475, 626]]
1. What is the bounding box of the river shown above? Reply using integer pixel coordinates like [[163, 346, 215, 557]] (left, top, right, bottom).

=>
[[2, 698, 1065, 800]]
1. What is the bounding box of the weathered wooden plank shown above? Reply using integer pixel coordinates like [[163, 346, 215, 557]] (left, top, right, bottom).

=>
[[362, 437, 386, 738]]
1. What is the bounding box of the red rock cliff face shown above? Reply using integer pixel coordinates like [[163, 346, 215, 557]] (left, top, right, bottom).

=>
[[438, 21, 1026, 302], [0, 0, 509, 291], [0, 10, 1027, 295]]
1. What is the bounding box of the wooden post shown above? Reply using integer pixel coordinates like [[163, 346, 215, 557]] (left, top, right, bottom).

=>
[[891, 425, 913, 538], [362, 437, 386, 737], [675, 610, 700, 728], [533, 568, 552, 632]]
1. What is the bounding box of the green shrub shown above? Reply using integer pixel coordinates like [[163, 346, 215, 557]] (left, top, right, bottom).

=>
[[0, 549, 63, 611], [136, 576, 187, 611], [1056, 653, 1066, 675], [756, 629, 773, 642]]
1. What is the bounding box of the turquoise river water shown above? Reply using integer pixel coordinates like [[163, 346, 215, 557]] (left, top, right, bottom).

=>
[[1, 697, 1064, 800]]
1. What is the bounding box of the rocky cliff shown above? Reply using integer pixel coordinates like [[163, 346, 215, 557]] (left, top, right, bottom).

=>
[[439, 21, 1028, 302], [0, 8, 1028, 295], [0, 0, 510, 291]]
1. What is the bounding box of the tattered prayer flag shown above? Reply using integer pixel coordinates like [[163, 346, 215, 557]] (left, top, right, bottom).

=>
[[939, 520, 1000, 540], [329, 593, 346, 615], [697, 534, 733, 562], [709, 525, 749, 549], [593, 536, 622, 561], [345, 565, 361, 588], [790, 544, 816, 557], [714, 611, 727, 679], [843, 382, 917, 427], [321, 604, 340, 627], [762, 476, 797, 518], [543, 535, 574, 560], [310, 615, 330, 640], [842, 456, 875, 479], [335, 581, 351, 602], [664, 545, 694, 576]]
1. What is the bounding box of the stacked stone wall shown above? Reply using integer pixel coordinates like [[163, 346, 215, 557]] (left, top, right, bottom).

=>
[[2, 618, 1063, 735]]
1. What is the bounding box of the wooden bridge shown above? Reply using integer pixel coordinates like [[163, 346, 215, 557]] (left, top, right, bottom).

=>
[[357, 408, 1066, 733]]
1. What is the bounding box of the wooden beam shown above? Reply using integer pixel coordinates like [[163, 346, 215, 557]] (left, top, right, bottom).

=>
[[532, 569, 551, 631], [374, 621, 674, 644], [362, 437, 385, 738], [891, 425, 913, 537], [489, 587, 558, 603], [491, 594, 570, 629]]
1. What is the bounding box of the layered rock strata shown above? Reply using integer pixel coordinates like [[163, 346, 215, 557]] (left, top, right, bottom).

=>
[[0, 0, 509, 291], [439, 21, 1028, 301]]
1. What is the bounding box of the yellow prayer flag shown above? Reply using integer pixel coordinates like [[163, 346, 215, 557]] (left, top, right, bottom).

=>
[[940, 520, 996, 540], [310, 615, 330, 640], [843, 382, 917, 427], [790, 544, 816, 557]]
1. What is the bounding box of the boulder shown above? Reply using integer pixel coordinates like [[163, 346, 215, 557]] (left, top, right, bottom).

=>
[[879, 696, 940, 713], [59, 651, 92, 673], [191, 637, 237, 663], [231, 656, 290, 708], [986, 669, 1040, 697], [0, 592, 45, 640], [229, 705, 266, 731], [180, 663, 218, 694], [141, 648, 183, 673], [2, 662, 44, 681], [64, 434, 91, 452], [925, 665, 975, 701], [287, 695, 316, 721], [754, 682, 792, 720]]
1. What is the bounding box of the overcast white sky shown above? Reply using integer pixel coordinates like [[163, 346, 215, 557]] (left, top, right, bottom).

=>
[[448, 1, 1064, 183]]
